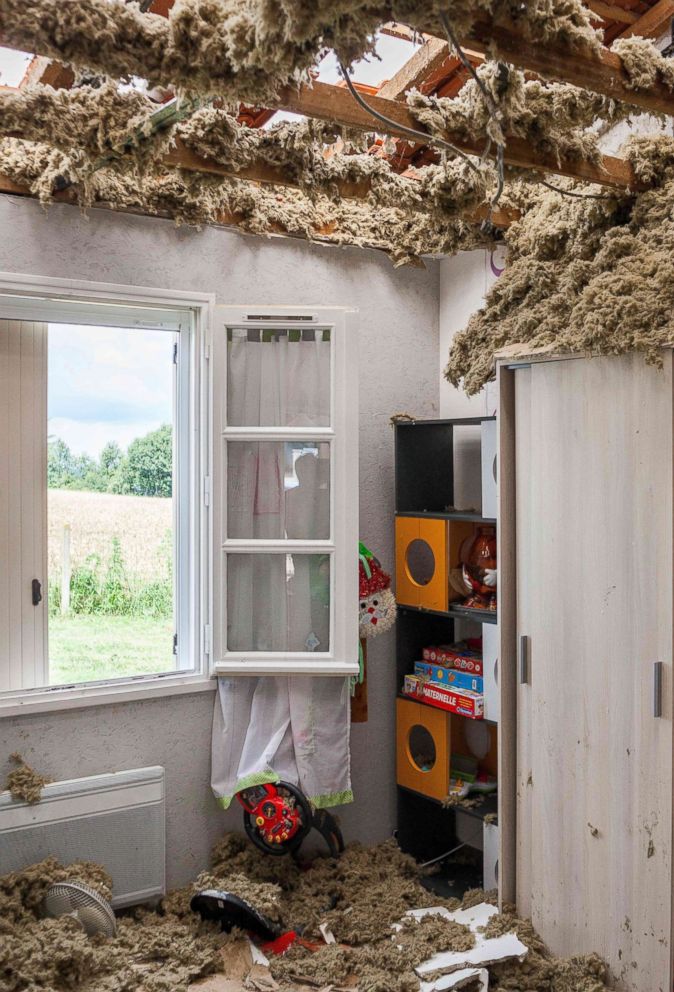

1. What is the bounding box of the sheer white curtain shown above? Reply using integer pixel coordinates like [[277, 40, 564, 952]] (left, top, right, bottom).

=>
[[212, 330, 353, 808]]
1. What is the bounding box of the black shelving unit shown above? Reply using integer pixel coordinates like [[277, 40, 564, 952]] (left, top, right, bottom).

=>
[[394, 417, 497, 895]]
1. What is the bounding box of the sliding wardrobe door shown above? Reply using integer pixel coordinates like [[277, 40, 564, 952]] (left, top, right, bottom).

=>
[[515, 353, 673, 992], [513, 365, 534, 918]]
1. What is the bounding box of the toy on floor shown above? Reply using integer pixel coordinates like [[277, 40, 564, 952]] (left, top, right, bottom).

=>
[[235, 781, 345, 858], [191, 889, 282, 941]]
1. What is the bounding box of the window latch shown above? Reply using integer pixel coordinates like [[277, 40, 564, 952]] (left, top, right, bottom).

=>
[[173, 633, 178, 656], [32, 579, 42, 606]]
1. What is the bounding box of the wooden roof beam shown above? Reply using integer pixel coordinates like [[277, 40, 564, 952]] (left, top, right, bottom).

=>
[[378, 38, 451, 99], [585, 1, 639, 25], [378, 23, 431, 44], [0, 169, 345, 247], [616, 0, 674, 38], [163, 139, 516, 227], [272, 79, 641, 190], [19, 55, 74, 89], [456, 19, 674, 116], [163, 138, 374, 199], [0, 170, 484, 262], [3, 9, 673, 115]]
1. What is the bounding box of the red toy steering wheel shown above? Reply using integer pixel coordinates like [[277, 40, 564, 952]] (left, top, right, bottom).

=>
[[236, 782, 313, 856]]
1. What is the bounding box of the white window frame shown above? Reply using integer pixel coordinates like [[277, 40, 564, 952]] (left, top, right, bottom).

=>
[[0, 272, 215, 717], [213, 305, 359, 676]]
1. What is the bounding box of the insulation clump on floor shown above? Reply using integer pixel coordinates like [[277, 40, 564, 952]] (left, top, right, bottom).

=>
[[0, 831, 619, 992], [445, 135, 674, 395]]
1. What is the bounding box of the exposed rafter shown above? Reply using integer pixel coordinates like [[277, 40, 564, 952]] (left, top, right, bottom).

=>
[[586, 1, 639, 25], [2, 4, 673, 117], [0, 167, 308, 239], [0, 0, 670, 252], [163, 137, 373, 201], [617, 0, 674, 38], [0, 170, 459, 264], [272, 80, 641, 190], [20, 55, 73, 89], [377, 38, 450, 99], [161, 139, 517, 228], [458, 18, 674, 116]]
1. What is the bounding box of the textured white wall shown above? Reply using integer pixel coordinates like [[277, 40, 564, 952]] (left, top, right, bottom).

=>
[[0, 196, 440, 887], [439, 249, 499, 509]]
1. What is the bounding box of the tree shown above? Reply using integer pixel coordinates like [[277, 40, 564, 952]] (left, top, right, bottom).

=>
[[100, 441, 123, 476], [48, 428, 173, 497], [48, 437, 77, 488], [111, 424, 173, 497]]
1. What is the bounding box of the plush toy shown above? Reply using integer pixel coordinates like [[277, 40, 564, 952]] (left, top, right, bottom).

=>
[[358, 542, 396, 639]]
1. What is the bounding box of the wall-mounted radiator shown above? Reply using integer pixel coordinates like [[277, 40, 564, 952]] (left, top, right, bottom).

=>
[[0, 766, 166, 907]]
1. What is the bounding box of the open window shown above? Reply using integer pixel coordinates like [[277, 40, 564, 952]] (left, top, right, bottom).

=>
[[0, 278, 210, 711], [213, 306, 359, 676]]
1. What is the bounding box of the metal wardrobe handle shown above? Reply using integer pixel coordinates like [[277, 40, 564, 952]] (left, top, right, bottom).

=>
[[519, 634, 529, 685], [653, 662, 663, 718]]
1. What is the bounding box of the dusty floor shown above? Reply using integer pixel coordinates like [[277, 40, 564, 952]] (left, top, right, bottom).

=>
[[0, 831, 614, 992]]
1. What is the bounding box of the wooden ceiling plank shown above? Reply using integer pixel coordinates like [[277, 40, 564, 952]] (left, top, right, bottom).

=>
[[3, 8, 673, 114], [586, 1, 640, 24], [617, 0, 674, 37], [378, 38, 451, 99], [378, 23, 431, 43], [461, 19, 674, 115], [272, 79, 640, 189], [0, 170, 464, 263], [20, 55, 74, 90], [162, 137, 374, 199], [163, 139, 518, 228]]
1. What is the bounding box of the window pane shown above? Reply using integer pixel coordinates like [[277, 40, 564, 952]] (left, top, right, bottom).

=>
[[47, 323, 179, 685], [227, 440, 330, 540], [226, 328, 331, 427], [226, 554, 330, 652]]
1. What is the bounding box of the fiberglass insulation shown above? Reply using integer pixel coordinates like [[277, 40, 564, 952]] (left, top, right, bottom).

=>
[[1, 832, 615, 992], [446, 135, 674, 395]]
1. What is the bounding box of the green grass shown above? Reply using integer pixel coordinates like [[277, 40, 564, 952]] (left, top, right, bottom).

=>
[[49, 615, 176, 685]]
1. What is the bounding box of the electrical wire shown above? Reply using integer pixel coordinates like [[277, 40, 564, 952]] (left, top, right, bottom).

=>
[[438, 9, 506, 210], [538, 178, 614, 200], [418, 842, 466, 868], [439, 12, 500, 119], [337, 58, 480, 172], [438, 11, 615, 206]]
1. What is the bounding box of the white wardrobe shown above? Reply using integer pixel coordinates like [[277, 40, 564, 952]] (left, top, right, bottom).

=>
[[497, 351, 673, 992]]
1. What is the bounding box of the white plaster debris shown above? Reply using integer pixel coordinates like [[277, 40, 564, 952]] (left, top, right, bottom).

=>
[[416, 932, 528, 977], [404, 904, 500, 931], [394, 902, 527, 987], [420, 967, 489, 992], [249, 940, 270, 966], [318, 922, 337, 944]]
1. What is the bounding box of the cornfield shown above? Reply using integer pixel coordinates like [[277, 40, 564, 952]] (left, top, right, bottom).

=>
[[48, 489, 173, 583]]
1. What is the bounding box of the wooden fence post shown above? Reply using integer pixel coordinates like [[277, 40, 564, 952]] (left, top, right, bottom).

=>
[[61, 523, 71, 614]]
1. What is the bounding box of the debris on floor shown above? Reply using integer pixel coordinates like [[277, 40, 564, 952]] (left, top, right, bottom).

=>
[[0, 832, 617, 992], [4, 752, 51, 804]]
